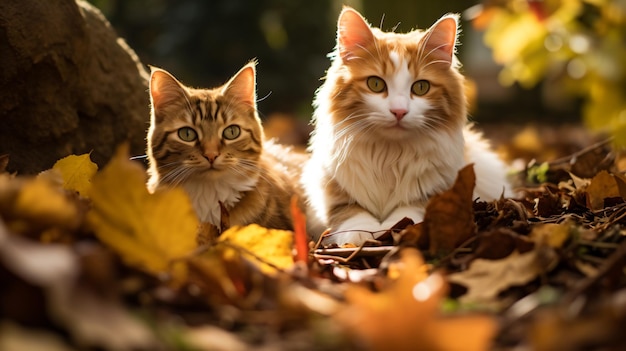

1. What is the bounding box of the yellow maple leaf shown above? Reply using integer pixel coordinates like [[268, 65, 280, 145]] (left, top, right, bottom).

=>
[[335, 249, 496, 351], [218, 224, 294, 274], [52, 154, 98, 197], [86, 145, 198, 281]]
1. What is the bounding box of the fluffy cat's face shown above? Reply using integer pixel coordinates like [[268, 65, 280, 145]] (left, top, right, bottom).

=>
[[147, 63, 263, 186], [326, 8, 466, 140]]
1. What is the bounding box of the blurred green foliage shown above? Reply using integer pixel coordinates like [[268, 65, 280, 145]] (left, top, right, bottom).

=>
[[475, 0, 626, 145], [89, 0, 336, 117], [87, 0, 473, 118]]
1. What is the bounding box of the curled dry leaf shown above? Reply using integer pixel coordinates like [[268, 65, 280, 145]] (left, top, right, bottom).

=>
[[87, 144, 198, 282], [335, 248, 496, 351], [585, 170, 626, 211], [424, 164, 477, 256], [291, 196, 309, 264]]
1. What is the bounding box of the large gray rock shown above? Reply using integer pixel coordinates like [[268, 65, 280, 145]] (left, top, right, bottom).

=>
[[0, 0, 149, 174]]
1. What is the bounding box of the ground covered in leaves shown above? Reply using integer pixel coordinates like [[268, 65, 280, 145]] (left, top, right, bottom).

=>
[[1, 126, 626, 351]]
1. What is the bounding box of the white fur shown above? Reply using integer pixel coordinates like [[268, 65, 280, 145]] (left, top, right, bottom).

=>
[[322, 205, 426, 246], [464, 127, 513, 200], [183, 175, 257, 225], [389, 50, 401, 69], [304, 54, 511, 246]]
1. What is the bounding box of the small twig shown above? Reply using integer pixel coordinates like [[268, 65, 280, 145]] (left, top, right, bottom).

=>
[[435, 235, 479, 269], [563, 238, 626, 305], [577, 240, 621, 250], [547, 138, 613, 166], [577, 254, 607, 265], [313, 238, 384, 264]]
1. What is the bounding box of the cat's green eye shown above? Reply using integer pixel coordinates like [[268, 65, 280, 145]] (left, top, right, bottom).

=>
[[177, 127, 197, 142], [366, 76, 386, 93], [222, 125, 241, 140], [411, 80, 430, 96]]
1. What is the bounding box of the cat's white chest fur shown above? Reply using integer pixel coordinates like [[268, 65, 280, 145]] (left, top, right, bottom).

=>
[[333, 130, 464, 221], [183, 175, 257, 225]]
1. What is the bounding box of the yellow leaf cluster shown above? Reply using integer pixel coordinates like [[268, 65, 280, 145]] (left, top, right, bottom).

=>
[[480, 0, 626, 146], [218, 224, 294, 274], [0, 175, 80, 233], [86, 145, 199, 281]]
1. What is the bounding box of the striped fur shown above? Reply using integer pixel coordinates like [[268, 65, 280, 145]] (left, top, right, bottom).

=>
[[146, 62, 302, 232], [303, 7, 512, 245]]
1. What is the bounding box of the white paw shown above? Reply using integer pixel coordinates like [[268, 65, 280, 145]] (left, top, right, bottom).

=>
[[322, 212, 386, 246], [381, 206, 424, 228]]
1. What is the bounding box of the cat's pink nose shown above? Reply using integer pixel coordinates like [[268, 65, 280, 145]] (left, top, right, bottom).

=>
[[204, 152, 220, 163], [390, 108, 408, 120]]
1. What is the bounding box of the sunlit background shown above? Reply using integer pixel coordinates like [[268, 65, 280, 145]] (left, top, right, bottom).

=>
[[87, 0, 626, 152]]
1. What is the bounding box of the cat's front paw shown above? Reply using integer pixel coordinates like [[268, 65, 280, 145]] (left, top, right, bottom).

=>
[[322, 212, 386, 247], [322, 206, 425, 247]]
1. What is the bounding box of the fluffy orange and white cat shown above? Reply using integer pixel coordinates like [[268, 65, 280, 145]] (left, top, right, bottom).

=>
[[303, 7, 513, 245], [147, 62, 307, 235]]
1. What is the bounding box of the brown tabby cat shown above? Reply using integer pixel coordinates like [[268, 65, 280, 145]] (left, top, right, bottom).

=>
[[146, 62, 305, 235], [303, 7, 513, 246]]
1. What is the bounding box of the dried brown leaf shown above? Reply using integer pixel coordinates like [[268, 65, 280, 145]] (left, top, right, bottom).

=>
[[473, 229, 535, 260], [425, 165, 476, 256], [585, 170, 623, 211], [448, 248, 554, 304]]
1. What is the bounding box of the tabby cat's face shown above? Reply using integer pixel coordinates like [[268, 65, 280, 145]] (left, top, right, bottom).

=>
[[326, 9, 466, 140], [147, 63, 263, 186]]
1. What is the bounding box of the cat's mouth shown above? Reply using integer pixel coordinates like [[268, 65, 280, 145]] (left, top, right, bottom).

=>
[[384, 121, 409, 132]]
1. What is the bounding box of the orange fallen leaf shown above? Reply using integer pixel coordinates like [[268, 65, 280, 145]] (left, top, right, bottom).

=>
[[290, 196, 309, 264], [335, 248, 496, 351]]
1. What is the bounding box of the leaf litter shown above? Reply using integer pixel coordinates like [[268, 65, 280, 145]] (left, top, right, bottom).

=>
[[1, 136, 626, 350]]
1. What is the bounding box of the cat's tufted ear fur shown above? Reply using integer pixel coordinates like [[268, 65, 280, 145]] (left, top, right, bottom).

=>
[[337, 7, 375, 62], [149, 67, 189, 122], [222, 61, 257, 109], [421, 14, 459, 67]]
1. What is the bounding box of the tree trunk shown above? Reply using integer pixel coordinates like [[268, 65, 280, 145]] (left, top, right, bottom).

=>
[[0, 0, 149, 174]]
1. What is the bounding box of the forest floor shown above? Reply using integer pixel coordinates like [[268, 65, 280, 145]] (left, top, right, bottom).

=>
[[1, 120, 626, 351]]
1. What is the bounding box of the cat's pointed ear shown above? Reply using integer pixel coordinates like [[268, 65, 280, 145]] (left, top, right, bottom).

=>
[[337, 7, 374, 62], [149, 67, 188, 120], [223, 62, 256, 108], [422, 14, 459, 67]]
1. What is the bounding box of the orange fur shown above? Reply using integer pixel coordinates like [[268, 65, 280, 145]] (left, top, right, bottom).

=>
[[147, 62, 305, 233], [303, 7, 512, 245]]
